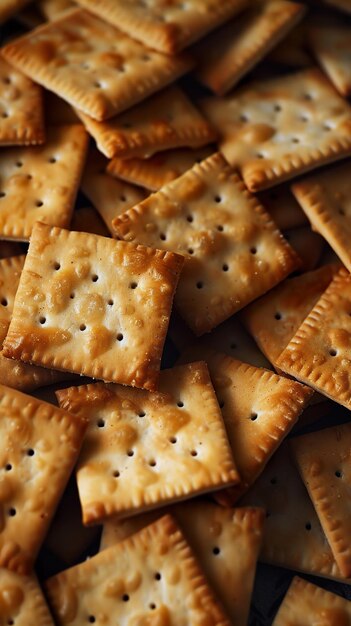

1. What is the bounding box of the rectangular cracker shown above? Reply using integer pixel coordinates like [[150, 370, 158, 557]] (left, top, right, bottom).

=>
[[202, 68, 351, 192], [2, 222, 184, 391], [241, 443, 346, 581], [76, 85, 217, 159], [0, 384, 87, 574], [0, 0, 31, 23], [112, 153, 300, 336], [276, 267, 351, 409], [74, 0, 248, 54], [101, 502, 265, 626], [107, 146, 213, 191], [292, 160, 351, 271], [70, 206, 110, 237], [0, 568, 55, 625], [241, 265, 337, 366], [1, 9, 193, 121], [0, 125, 88, 241], [81, 149, 146, 233], [259, 185, 308, 231], [194, 0, 306, 95], [56, 361, 239, 523], [309, 24, 351, 97], [291, 422, 351, 577], [46, 514, 231, 626], [282, 226, 324, 271], [273, 576, 351, 626], [0, 55, 45, 146]]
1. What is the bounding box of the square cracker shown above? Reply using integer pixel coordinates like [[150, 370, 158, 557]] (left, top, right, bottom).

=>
[[46, 514, 231, 626], [194, 0, 306, 95], [76, 85, 217, 159], [74, 0, 248, 54], [112, 153, 300, 336], [241, 443, 345, 581], [0, 255, 76, 392], [309, 24, 351, 97], [81, 149, 145, 234], [56, 361, 239, 523], [101, 502, 265, 626], [292, 160, 351, 272], [0, 55, 45, 147], [202, 68, 351, 192], [0, 568, 54, 625], [107, 146, 213, 191], [2, 222, 184, 391], [1, 9, 193, 122], [291, 422, 351, 577], [241, 265, 337, 366], [0, 384, 87, 574], [0, 124, 88, 241], [0, 0, 31, 23], [199, 353, 312, 505], [276, 267, 351, 409], [272, 576, 351, 626]]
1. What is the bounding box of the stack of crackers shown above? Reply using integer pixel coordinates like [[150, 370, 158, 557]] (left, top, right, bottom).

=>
[[0, 0, 351, 624]]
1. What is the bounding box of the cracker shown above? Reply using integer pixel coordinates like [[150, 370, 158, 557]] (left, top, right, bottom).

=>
[[107, 146, 213, 191], [0, 125, 88, 241], [202, 353, 313, 504], [46, 514, 231, 626], [0, 568, 54, 625], [3, 222, 184, 391], [2, 9, 193, 122], [273, 576, 351, 626], [40, 0, 76, 20], [276, 267, 351, 409], [56, 361, 238, 523], [70, 206, 110, 237], [202, 68, 351, 192], [76, 85, 217, 159], [74, 0, 248, 54], [81, 149, 145, 233], [242, 443, 345, 580], [292, 160, 351, 272], [282, 226, 325, 271], [0, 0, 31, 23], [291, 422, 351, 577], [194, 0, 306, 95], [0, 55, 45, 147], [259, 185, 308, 231], [310, 24, 351, 97], [101, 502, 265, 626], [112, 153, 300, 336], [0, 384, 87, 574], [241, 265, 337, 366]]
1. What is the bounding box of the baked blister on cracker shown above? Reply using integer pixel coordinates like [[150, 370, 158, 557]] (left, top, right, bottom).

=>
[[0, 567, 55, 625]]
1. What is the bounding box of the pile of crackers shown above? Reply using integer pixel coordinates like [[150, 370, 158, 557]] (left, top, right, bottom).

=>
[[0, 0, 351, 624]]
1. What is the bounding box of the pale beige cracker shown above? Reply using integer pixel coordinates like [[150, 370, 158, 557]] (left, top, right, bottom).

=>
[[0, 568, 54, 625], [81, 149, 145, 233], [276, 267, 351, 409], [70, 206, 110, 237], [77, 85, 217, 159], [283, 226, 325, 271], [40, 0, 76, 20], [259, 185, 308, 231], [0, 125, 88, 241], [107, 146, 213, 191], [242, 265, 337, 366], [324, 0, 351, 14], [0, 55, 45, 147], [0, 384, 87, 574], [292, 160, 351, 271], [194, 0, 306, 95], [202, 68, 351, 192], [291, 422, 351, 577], [0, 255, 76, 392], [112, 153, 300, 335], [2, 222, 184, 391], [0, 0, 31, 23], [309, 24, 351, 97], [56, 361, 238, 523], [101, 502, 265, 626], [74, 0, 248, 54], [242, 442, 346, 581], [2, 9, 193, 122], [273, 576, 351, 625], [46, 514, 231, 626]]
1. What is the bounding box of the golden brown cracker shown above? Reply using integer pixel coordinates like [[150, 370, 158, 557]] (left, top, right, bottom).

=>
[[0, 568, 55, 625]]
